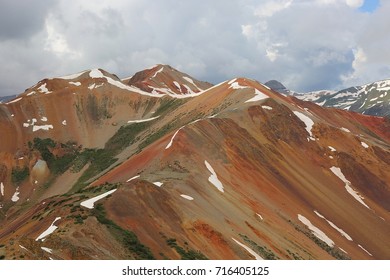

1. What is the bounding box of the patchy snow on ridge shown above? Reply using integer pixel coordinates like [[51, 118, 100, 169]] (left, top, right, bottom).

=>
[[205, 160, 224, 193], [32, 124, 53, 132], [6, 97, 23, 104], [41, 247, 53, 254], [165, 127, 183, 149], [293, 111, 315, 140], [232, 238, 263, 260], [328, 146, 337, 152], [153, 182, 163, 187], [358, 244, 373, 256], [330, 166, 370, 209], [69, 81, 81, 86], [126, 175, 140, 182], [361, 142, 369, 149], [80, 189, 117, 209], [38, 83, 52, 94], [183, 76, 202, 91], [262, 106, 273, 110], [11, 187, 20, 202], [151, 66, 164, 78], [35, 217, 61, 241], [58, 70, 87, 80], [1, 182, 4, 196], [229, 81, 249, 90], [180, 194, 194, 201], [298, 214, 335, 247], [245, 89, 269, 103], [314, 210, 353, 241], [127, 115, 160, 124]]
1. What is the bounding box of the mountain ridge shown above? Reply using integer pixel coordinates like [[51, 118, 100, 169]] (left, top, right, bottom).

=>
[[0, 64, 389, 260]]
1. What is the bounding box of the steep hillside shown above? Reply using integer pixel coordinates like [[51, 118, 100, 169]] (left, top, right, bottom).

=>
[[0, 67, 389, 260]]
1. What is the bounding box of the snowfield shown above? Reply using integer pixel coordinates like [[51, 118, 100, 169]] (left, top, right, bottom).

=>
[[35, 217, 61, 241], [80, 189, 117, 209], [298, 214, 335, 247], [205, 160, 224, 193], [232, 238, 263, 260], [127, 115, 160, 124], [293, 111, 315, 140], [245, 89, 269, 103], [330, 166, 370, 209], [314, 210, 353, 241]]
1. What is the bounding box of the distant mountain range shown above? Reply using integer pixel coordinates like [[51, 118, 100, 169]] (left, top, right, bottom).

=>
[[0, 65, 389, 260], [265, 79, 390, 117]]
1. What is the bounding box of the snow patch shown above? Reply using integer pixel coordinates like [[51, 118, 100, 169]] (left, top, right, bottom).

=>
[[298, 214, 335, 247], [205, 160, 224, 193], [41, 117, 48, 122], [69, 81, 81, 86], [153, 182, 163, 187], [11, 187, 20, 202], [88, 83, 95, 90], [126, 175, 140, 182], [151, 66, 164, 78], [256, 213, 264, 220], [127, 115, 160, 124], [314, 210, 353, 241], [27, 91, 36, 96], [165, 127, 183, 149], [80, 189, 117, 209], [245, 89, 269, 103], [58, 70, 87, 80], [293, 111, 315, 140], [229, 82, 248, 90], [19, 245, 28, 251], [41, 247, 53, 254], [341, 127, 351, 133], [232, 238, 263, 260], [358, 244, 373, 256], [6, 97, 23, 104], [330, 167, 370, 209], [0, 182, 4, 196], [180, 194, 194, 201], [62, 120, 67, 126], [35, 217, 61, 241], [183, 76, 202, 90], [32, 124, 53, 132], [38, 83, 52, 94], [262, 106, 273, 110], [361, 142, 369, 149], [173, 81, 181, 90], [328, 146, 336, 152]]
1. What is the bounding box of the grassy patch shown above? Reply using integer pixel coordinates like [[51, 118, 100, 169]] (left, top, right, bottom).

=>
[[11, 167, 29, 184], [92, 203, 155, 260], [239, 234, 279, 260], [165, 238, 208, 260]]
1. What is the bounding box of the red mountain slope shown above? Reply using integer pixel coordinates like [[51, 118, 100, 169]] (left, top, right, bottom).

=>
[[0, 66, 389, 260]]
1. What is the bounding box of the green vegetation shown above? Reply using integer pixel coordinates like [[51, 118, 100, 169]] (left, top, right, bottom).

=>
[[291, 221, 350, 260], [165, 238, 208, 260], [0, 255, 5, 260], [154, 98, 186, 116], [92, 203, 155, 260], [11, 167, 29, 184], [139, 123, 174, 151], [239, 234, 279, 260]]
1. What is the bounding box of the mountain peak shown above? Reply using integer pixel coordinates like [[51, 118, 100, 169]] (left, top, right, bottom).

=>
[[124, 64, 213, 97]]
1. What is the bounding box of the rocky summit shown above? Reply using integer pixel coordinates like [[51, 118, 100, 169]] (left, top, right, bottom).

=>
[[0, 65, 389, 260]]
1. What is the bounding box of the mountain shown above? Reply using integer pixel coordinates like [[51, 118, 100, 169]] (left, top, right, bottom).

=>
[[0, 66, 389, 260], [0, 95, 17, 103], [266, 79, 390, 117]]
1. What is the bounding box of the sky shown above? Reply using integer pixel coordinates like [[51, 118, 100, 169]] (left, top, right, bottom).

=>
[[0, 0, 388, 96]]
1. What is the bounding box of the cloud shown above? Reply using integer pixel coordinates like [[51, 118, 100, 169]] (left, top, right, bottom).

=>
[[346, 0, 364, 8], [0, 0, 389, 96]]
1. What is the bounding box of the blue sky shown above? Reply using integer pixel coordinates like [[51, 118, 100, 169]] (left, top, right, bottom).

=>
[[360, 0, 380, 12], [0, 0, 389, 95]]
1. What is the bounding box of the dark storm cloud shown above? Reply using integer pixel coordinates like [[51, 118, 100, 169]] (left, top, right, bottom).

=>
[[0, 0, 389, 97], [0, 0, 58, 40]]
